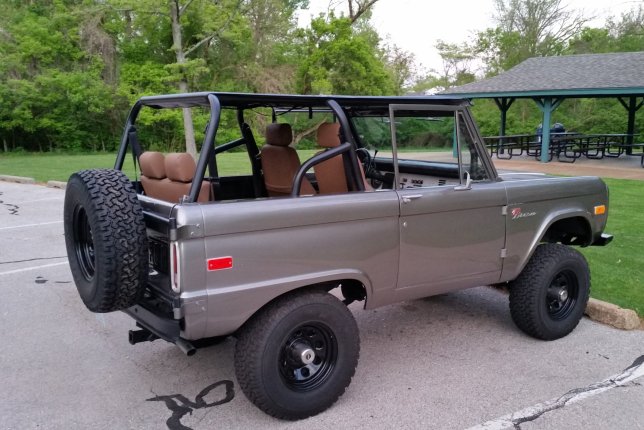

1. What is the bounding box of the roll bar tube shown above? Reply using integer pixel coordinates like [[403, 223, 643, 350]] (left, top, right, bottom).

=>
[[115, 102, 144, 170], [187, 94, 221, 202], [291, 143, 353, 197], [326, 100, 364, 192]]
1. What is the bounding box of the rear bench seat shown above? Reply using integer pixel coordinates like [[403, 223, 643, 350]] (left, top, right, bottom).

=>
[[139, 151, 211, 203]]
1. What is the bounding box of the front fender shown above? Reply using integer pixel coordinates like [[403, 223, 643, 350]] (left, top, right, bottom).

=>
[[502, 206, 593, 282]]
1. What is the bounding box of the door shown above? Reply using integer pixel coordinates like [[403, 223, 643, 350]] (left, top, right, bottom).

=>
[[390, 106, 507, 297]]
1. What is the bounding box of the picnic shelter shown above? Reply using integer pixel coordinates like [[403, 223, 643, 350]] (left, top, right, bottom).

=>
[[443, 52, 644, 162]]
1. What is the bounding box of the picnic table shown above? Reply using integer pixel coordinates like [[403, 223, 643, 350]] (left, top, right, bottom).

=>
[[484, 133, 581, 161], [484, 133, 643, 167]]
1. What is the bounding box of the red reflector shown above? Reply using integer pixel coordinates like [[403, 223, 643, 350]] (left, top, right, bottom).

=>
[[207, 257, 233, 271]]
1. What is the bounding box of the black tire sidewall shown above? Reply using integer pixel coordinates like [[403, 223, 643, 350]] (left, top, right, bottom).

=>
[[235, 291, 360, 420], [63, 169, 148, 312], [534, 251, 589, 336], [64, 175, 102, 307], [510, 244, 590, 340]]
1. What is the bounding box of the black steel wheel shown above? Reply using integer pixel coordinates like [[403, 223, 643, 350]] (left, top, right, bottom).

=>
[[509, 243, 590, 340], [279, 323, 338, 392], [64, 169, 148, 312], [72, 205, 96, 281], [546, 269, 579, 320], [235, 290, 359, 420]]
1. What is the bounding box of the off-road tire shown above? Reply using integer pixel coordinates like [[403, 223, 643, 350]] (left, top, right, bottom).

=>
[[234, 290, 359, 420], [64, 169, 148, 312], [509, 243, 590, 340]]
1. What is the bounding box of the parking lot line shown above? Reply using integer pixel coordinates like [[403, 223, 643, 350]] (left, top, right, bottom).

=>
[[0, 261, 68, 276], [0, 221, 63, 231], [466, 355, 644, 430], [18, 197, 65, 204]]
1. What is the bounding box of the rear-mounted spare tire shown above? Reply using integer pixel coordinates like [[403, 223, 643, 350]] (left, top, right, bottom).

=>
[[64, 169, 148, 312]]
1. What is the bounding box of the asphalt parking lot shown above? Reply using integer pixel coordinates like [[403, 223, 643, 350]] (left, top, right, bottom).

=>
[[1, 180, 643, 430]]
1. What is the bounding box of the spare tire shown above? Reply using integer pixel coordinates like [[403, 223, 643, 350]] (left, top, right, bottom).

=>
[[64, 169, 148, 312]]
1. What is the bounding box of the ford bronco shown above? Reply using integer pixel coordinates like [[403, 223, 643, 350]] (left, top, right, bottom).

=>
[[63, 92, 612, 420]]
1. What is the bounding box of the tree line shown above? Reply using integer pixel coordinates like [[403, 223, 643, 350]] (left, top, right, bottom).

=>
[[0, 0, 642, 153]]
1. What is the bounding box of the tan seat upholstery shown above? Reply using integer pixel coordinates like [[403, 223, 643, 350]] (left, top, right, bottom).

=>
[[314, 123, 348, 194], [139, 151, 169, 200], [314, 123, 373, 194], [164, 153, 211, 203], [261, 123, 316, 197], [139, 151, 211, 203]]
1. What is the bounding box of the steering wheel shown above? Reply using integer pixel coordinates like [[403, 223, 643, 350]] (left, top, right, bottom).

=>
[[355, 148, 373, 175], [356, 147, 386, 188]]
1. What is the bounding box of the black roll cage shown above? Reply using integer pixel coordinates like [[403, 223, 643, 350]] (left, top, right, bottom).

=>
[[115, 92, 468, 203]]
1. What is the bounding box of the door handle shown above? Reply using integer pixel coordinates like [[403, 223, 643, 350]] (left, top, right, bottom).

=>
[[402, 194, 422, 203]]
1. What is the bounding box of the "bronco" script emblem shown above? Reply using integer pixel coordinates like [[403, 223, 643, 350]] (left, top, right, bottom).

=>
[[511, 207, 537, 220]]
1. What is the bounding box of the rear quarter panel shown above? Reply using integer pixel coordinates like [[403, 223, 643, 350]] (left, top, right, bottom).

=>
[[180, 191, 400, 338]]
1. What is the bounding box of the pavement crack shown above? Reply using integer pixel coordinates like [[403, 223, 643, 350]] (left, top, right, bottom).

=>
[[0, 256, 67, 265], [470, 354, 644, 430], [512, 381, 612, 428]]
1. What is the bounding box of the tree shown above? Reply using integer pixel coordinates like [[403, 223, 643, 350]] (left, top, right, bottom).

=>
[[225, 0, 308, 93], [0, 2, 119, 152], [383, 43, 416, 94], [475, 0, 589, 76], [347, 0, 379, 23], [110, 0, 244, 158], [493, 0, 589, 56], [475, 27, 526, 75], [296, 14, 395, 95], [435, 40, 477, 89]]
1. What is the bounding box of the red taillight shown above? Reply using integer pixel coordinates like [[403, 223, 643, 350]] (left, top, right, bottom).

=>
[[170, 242, 180, 292]]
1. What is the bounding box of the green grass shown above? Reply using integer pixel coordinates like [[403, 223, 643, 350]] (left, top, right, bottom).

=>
[[0, 151, 317, 182], [0, 152, 127, 182], [580, 178, 644, 316], [1, 153, 641, 316]]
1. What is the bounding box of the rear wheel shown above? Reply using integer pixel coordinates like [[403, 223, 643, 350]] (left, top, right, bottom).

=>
[[234, 290, 359, 420], [64, 169, 148, 312], [509, 243, 590, 340]]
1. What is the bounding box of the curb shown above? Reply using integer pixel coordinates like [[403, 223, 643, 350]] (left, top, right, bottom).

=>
[[0, 174, 36, 184], [47, 180, 67, 189], [584, 298, 641, 330]]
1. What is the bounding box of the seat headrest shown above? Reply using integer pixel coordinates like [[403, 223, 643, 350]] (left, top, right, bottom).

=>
[[317, 122, 341, 148], [265, 123, 293, 147], [139, 151, 166, 179], [165, 153, 196, 183]]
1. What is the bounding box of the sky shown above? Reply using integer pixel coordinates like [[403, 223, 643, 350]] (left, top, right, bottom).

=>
[[297, 0, 643, 73]]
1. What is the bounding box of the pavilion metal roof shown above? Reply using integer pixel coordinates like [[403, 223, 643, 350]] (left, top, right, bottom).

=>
[[443, 51, 644, 98]]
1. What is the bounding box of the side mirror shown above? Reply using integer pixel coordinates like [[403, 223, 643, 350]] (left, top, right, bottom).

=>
[[455, 170, 472, 191]]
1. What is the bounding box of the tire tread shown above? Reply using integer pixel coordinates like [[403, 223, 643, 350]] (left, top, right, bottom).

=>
[[509, 243, 590, 340], [64, 169, 148, 312], [234, 290, 359, 420]]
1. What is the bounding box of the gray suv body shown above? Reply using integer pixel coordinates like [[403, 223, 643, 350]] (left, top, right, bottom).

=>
[[63, 92, 612, 420]]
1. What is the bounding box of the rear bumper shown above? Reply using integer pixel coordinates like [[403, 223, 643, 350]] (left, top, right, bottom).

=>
[[592, 233, 613, 246], [123, 303, 180, 343]]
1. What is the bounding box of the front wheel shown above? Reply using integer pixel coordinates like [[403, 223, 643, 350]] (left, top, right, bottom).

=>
[[234, 290, 359, 420], [509, 243, 590, 340]]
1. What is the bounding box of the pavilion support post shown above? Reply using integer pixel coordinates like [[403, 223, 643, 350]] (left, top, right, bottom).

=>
[[533, 97, 564, 163], [493, 97, 515, 137], [618, 96, 644, 154], [540, 98, 553, 163]]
